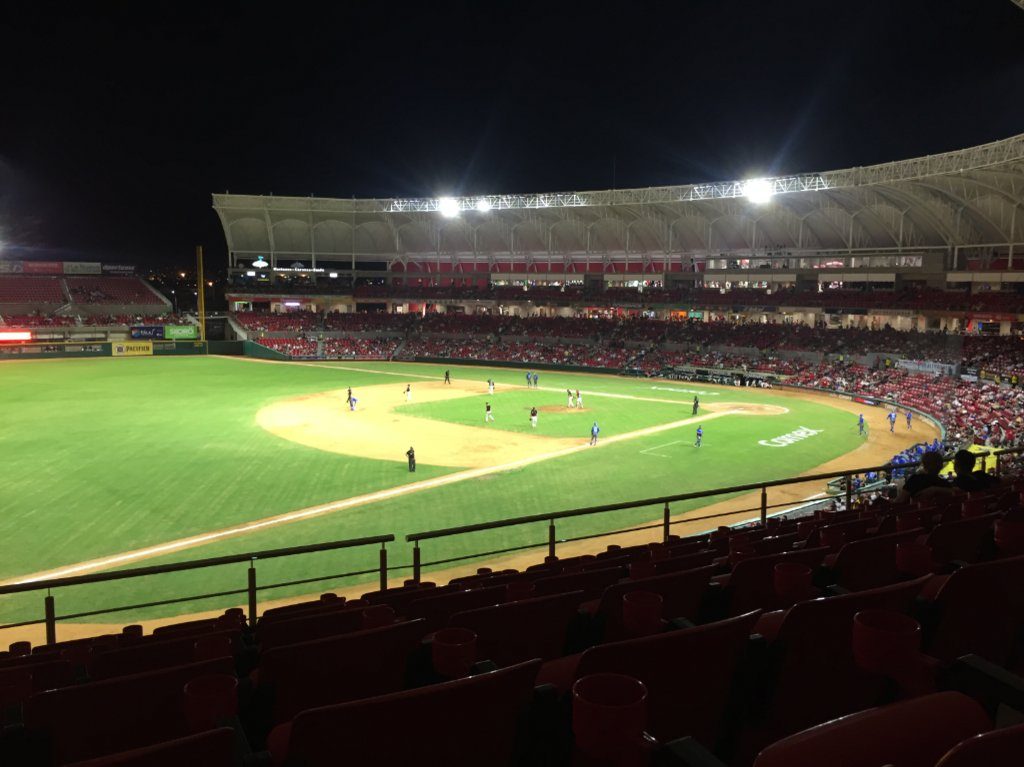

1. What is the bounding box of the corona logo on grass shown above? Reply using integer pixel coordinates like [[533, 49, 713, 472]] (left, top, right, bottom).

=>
[[758, 426, 824, 448]]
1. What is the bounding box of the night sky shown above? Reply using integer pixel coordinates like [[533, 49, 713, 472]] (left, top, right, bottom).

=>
[[2, 0, 1022, 267]]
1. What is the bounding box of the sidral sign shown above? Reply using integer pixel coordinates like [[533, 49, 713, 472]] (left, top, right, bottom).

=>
[[164, 325, 198, 340]]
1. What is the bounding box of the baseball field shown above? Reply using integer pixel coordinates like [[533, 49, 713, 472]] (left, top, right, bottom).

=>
[[0, 355, 936, 637]]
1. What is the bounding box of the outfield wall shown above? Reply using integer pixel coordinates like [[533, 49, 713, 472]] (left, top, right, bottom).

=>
[[0, 340, 244, 360]]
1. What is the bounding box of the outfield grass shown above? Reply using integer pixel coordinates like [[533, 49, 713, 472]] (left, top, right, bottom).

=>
[[0, 357, 864, 625]]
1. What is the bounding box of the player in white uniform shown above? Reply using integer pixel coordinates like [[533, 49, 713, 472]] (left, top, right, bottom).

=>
[[530, 406, 538, 428], [566, 388, 574, 408], [404, 384, 411, 402], [575, 389, 583, 408], [485, 402, 494, 422]]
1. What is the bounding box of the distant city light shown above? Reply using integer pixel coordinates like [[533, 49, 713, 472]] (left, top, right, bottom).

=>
[[437, 197, 460, 218], [744, 178, 774, 204], [475, 198, 492, 212]]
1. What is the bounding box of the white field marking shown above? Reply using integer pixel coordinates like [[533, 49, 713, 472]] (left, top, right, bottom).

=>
[[650, 386, 721, 396], [639, 439, 686, 457], [5, 408, 759, 586], [220, 356, 752, 408]]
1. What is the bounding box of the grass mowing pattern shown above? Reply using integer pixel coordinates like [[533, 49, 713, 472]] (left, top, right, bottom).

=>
[[0, 357, 862, 624]]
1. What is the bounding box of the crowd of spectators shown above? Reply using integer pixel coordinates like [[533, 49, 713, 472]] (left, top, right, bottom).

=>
[[257, 338, 317, 357], [321, 338, 400, 360], [234, 311, 319, 332]]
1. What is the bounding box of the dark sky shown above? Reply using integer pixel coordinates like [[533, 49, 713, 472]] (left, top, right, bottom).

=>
[[2, 0, 1022, 268]]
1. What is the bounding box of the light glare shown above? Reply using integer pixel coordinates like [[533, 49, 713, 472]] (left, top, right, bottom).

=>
[[437, 197, 460, 217], [744, 178, 774, 204], [476, 198, 492, 212]]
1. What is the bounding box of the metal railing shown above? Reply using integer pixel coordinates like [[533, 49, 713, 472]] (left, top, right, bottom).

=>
[[405, 446, 1024, 583], [0, 535, 394, 645], [2, 445, 1020, 646]]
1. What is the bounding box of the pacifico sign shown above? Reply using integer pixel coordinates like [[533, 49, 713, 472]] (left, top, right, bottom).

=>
[[758, 426, 823, 448]]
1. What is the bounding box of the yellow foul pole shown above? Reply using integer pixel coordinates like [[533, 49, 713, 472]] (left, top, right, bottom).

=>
[[195, 245, 207, 344]]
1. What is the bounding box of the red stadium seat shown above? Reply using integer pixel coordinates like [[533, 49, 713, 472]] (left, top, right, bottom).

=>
[[63, 727, 236, 767], [268, 659, 542, 767], [590, 565, 717, 640], [719, 547, 829, 615], [935, 721, 1024, 767]]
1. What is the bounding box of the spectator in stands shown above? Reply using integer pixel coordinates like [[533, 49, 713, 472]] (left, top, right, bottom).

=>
[[951, 449, 1001, 492], [896, 451, 957, 503]]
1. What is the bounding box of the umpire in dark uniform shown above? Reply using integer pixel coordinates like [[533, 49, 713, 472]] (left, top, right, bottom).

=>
[[406, 446, 416, 472]]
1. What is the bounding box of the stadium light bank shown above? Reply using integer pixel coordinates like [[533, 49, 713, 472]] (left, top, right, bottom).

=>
[[396, 173, 830, 216]]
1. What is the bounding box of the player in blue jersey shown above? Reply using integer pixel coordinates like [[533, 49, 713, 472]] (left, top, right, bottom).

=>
[[858, 413, 866, 436], [589, 422, 600, 446], [695, 425, 703, 447], [887, 410, 897, 432]]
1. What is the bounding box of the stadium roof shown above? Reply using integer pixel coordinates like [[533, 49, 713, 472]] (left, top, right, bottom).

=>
[[214, 133, 1024, 264]]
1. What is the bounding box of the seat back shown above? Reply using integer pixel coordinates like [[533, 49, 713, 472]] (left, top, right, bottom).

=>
[[767, 575, 931, 736], [284, 659, 542, 767], [653, 549, 717, 575], [25, 657, 234, 764], [256, 605, 365, 650], [926, 554, 1024, 665], [62, 727, 236, 767], [926, 513, 999, 565], [574, 611, 761, 748], [594, 565, 716, 639], [935, 721, 1024, 767], [407, 586, 507, 631], [726, 547, 829, 615], [259, 619, 428, 724], [752, 692, 991, 767], [534, 566, 625, 601], [449, 591, 583, 665], [89, 631, 237, 680], [831, 528, 924, 590]]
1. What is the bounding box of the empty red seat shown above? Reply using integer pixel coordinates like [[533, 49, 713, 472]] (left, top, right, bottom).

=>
[[925, 513, 999, 565], [923, 554, 1024, 665], [539, 611, 760, 749], [407, 585, 507, 631], [268, 659, 542, 767], [829, 529, 924, 590], [258, 619, 428, 724], [449, 591, 583, 665], [63, 727, 235, 767], [25, 657, 234, 764], [591, 565, 716, 640], [720, 547, 829, 615], [746, 575, 931, 751], [752, 692, 992, 767], [256, 605, 365, 650], [935, 721, 1024, 767], [533, 566, 626, 601], [88, 631, 237, 680]]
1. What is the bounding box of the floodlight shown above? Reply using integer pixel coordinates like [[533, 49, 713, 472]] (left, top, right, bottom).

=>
[[253, 257, 269, 268], [437, 197, 460, 218], [744, 178, 774, 204], [476, 198, 492, 213]]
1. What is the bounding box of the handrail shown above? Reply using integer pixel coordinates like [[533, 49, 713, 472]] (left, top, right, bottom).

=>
[[405, 460, 905, 542], [0, 534, 395, 595], [404, 446, 1023, 581]]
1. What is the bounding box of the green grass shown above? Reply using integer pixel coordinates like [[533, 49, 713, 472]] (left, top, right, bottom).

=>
[[0, 356, 864, 626]]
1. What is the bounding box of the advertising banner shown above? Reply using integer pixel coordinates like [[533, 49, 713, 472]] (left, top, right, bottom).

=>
[[63, 261, 102, 275], [0, 260, 23, 273], [896, 358, 958, 377], [111, 341, 153, 357], [102, 264, 136, 275], [22, 261, 63, 275], [164, 325, 198, 339], [130, 326, 165, 340]]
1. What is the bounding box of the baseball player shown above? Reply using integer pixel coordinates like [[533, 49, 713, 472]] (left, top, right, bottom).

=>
[[525, 371, 532, 388], [887, 410, 897, 433], [694, 425, 703, 447], [485, 402, 494, 422], [566, 388, 574, 408], [530, 406, 538, 428], [575, 389, 583, 409], [346, 387, 353, 407], [858, 413, 866, 436], [406, 446, 416, 472], [905, 410, 912, 431], [590, 422, 600, 446], [532, 372, 538, 388], [349, 395, 358, 412], [404, 384, 411, 402], [692, 396, 699, 416], [444, 369, 451, 385], [487, 378, 495, 394]]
